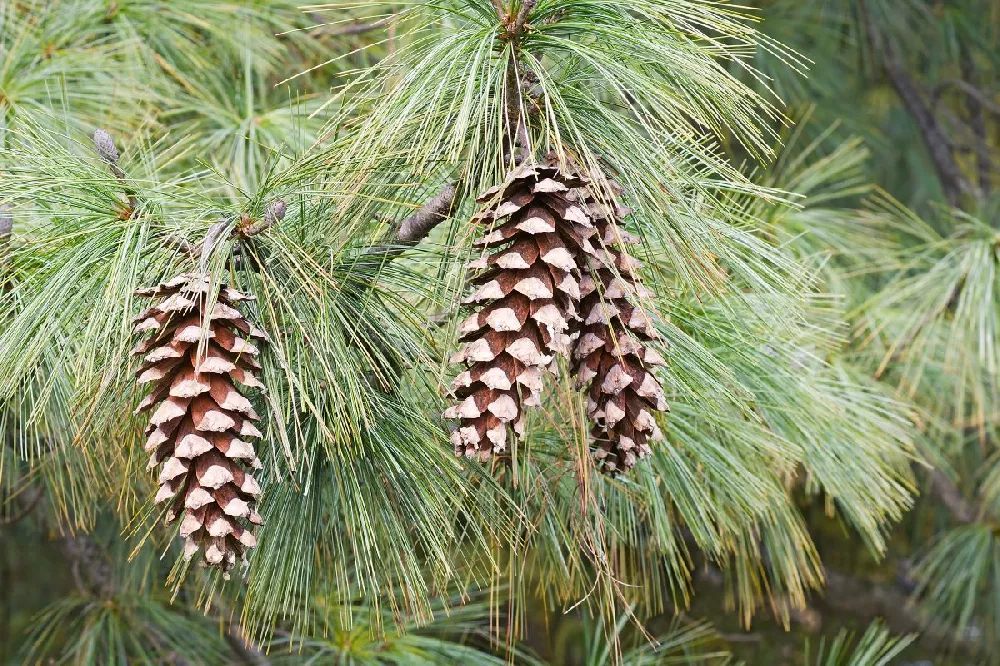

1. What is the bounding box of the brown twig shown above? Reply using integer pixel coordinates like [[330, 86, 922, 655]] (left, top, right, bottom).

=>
[[932, 79, 1000, 121], [241, 200, 288, 238], [362, 182, 461, 266], [0, 205, 11, 244], [959, 46, 992, 194], [489, 0, 506, 20], [160, 199, 286, 269], [197, 218, 236, 272], [395, 183, 460, 243], [163, 233, 199, 258], [883, 59, 972, 207]]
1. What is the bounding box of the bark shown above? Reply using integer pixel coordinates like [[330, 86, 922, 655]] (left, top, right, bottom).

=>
[[0, 205, 12, 244], [512, 0, 537, 36], [934, 79, 1000, 120], [394, 183, 460, 244]]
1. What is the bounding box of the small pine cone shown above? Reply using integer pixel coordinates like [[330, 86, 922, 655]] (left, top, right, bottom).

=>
[[573, 188, 668, 474], [132, 272, 268, 571], [446, 163, 598, 460]]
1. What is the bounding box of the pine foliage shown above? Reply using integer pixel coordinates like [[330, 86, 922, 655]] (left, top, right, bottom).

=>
[[1, 0, 995, 663]]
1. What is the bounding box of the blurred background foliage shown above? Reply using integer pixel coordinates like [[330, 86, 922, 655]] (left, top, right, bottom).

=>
[[0, 0, 997, 664]]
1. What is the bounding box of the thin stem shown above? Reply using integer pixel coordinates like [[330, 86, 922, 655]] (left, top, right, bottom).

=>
[[928, 467, 977, 525], [490, 0, 506, 20]]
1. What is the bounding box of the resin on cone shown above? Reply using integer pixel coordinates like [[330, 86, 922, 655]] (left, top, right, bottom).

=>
[[446, 162, 598, 460], [573, 183, 668, 474], [132, 272, 267, 571]]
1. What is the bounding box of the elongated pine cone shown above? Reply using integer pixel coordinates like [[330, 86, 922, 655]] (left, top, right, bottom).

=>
[[446, 163, 598, 460], [132, 273, 267, 571], [573, 187, 669, 474]]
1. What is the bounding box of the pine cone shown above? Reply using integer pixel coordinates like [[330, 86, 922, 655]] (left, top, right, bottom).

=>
[[446, 163, 597, 460], [573, 187, 668, 474], [132, 273, 267, 571]]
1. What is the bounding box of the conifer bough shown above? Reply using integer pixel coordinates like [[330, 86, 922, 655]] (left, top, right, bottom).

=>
[[447, 162, 598, 460], [132, 273, 268, 571]]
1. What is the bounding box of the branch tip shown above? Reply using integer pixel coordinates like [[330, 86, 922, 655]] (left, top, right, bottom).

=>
[[93, 128, 120, 166]]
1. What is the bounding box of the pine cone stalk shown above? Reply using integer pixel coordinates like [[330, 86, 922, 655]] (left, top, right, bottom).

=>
[[573, 186, 669, 474], [132, 273, 267, 571], [446, 163, 598, 460]]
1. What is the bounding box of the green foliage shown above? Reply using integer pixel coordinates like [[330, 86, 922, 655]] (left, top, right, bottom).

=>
[[563, 610, 733, 666], [1, 0, 997, 663], [910, 523, 1000, 650], [804, 622, 915, 666]]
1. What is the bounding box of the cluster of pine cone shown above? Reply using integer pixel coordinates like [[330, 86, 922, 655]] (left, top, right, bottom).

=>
[[130, 164, 666, 572], [447, 162, 668, 474]]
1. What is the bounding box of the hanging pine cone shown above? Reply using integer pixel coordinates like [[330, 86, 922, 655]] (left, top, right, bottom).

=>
[[132, 273, 267, 571], [572, 185, 668, 474], [446, 163, 598, 460]]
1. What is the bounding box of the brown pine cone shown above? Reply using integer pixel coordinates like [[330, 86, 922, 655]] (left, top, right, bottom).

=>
[[573, 187, 668, 474], [132, 273, 267, 571], [446, 163, 598, 460]]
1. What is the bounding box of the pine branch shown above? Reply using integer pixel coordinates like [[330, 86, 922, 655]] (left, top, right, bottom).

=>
[[932, 79, 1000, 121], [859, 2, 973, 207], [161, 200, 287, 266], [512, 0, 537, 36], [163, 234, 199, 258], [823, 569, 983, 653], [490, 0, 506, 20], [395, 184, 459, 243], [242, 200, 288, 238], [928, 467, 976, 524], [0, 485, 43, 527], [883, 60, 971, 207], [361, 181, 461, 266]]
